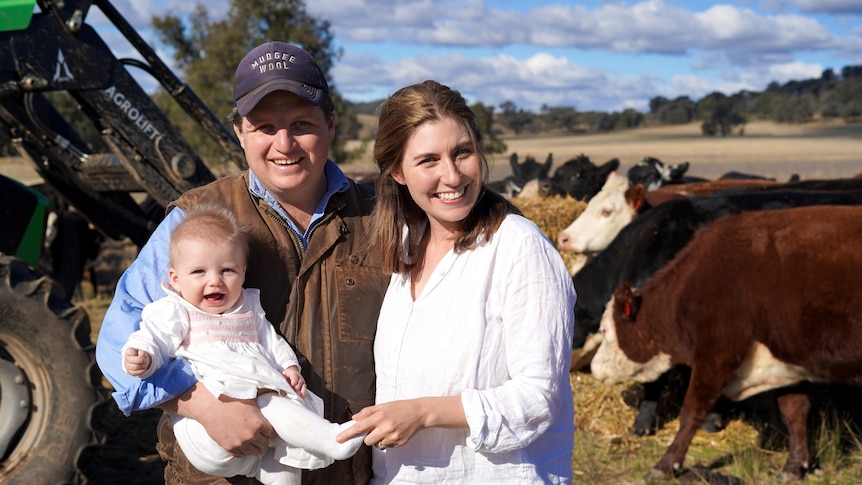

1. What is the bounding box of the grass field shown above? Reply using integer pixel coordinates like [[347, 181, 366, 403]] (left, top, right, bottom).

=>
[[492, 120, 862, 182], [5, 119, 862, 483], [345, 118, 862, 182]]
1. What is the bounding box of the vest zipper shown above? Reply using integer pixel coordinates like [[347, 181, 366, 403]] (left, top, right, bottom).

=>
[[265, 208, 338, 254]]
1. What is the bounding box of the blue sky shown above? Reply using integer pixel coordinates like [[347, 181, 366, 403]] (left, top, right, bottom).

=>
[[86, 0, 861, 113]]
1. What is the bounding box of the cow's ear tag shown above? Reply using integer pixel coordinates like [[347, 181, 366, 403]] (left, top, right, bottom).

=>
[[623, 300, 633, 318], [633, 197, 643, 212]]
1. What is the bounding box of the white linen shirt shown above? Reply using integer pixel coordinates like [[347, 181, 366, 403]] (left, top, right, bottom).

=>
[[122, 286, 301, 401], [372, 214, 576, 484]]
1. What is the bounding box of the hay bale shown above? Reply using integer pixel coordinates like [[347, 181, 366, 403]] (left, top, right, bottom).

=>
[[512, 194, 586, 273], [513, 194, 585, 240]]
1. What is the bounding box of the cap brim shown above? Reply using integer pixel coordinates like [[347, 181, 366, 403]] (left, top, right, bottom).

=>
[[236, 79, 324, 116]]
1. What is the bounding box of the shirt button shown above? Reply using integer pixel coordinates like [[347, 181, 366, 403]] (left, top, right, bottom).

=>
[[346, 278, 355, 286], [350, 255, 359, 264]]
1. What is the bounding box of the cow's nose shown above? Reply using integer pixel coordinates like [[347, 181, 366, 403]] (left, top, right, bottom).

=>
[[557, 232, 570, 248]]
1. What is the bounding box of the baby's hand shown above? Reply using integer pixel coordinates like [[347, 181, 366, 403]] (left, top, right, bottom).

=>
[[282, 365, 306, 398], [124, 347, 152, 377]]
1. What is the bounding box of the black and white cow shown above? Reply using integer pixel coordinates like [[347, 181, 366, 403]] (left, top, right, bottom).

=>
[[626, 156, 690, 191], [546, 154, 619, 201]]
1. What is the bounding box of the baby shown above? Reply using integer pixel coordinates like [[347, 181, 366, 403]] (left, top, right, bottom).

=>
[[122, 204, 364, 485]]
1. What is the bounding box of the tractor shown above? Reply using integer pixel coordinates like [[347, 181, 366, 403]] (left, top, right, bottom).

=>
[[0, 0, 246, 481]]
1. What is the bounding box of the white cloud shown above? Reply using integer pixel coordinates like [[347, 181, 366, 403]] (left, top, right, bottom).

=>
[[309, 0, 448, 30], [527, 1, 701, 53], [337, 49, 835, 113], [90, 0, 856, 113], [765, 61, 826, 84], [695, 5, 836, 52], [334, 50, 661, 112], [310, 0, 842, 58]]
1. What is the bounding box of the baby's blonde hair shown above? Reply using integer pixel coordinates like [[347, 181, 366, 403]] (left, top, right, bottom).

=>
[[169, 204, 249, 266]]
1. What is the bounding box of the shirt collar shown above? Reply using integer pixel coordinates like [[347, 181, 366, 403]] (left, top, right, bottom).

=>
[[247, 160, 350, 242]]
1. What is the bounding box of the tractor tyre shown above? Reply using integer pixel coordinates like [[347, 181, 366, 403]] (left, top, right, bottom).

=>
[[0, 254, 103, 484]]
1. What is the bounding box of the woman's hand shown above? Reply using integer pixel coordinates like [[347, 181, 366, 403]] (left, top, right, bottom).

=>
[[336, 396, 466, 449]]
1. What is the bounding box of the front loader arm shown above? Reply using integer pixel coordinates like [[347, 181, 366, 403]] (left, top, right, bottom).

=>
[[0, 0, 244, 246]]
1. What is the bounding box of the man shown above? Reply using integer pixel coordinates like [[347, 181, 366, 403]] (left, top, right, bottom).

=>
[[96, 41, 388, 484]]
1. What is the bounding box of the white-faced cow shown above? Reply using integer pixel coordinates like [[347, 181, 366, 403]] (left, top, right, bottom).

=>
[[592, 205, 862, 481], [556, 172, 636, 253], [546, 154, 619, 201]]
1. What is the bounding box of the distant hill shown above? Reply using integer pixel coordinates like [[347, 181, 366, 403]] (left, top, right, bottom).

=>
[[355, 113, 377, 139], [347, 99, 384, 116]]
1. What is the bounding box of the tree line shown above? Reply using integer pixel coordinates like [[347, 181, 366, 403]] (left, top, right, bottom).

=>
[[347, 64, 861, 157], [486, 64, 862, 141]]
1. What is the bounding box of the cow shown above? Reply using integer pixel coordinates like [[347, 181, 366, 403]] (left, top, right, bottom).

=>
[[557, 177, 781, 253], [572, 187, 862, 350], [626, 156, 690, 190], [556, 171, 634, 253], [642, 178, 781, 206], [487, 152, 553, 198], [714, 175, 862, 196], [571, 187, 862, 436], [512, 178, 551, 199], [626, 155, 793, 188], [545, 153, 619, 201], [591, 205, 862, 481]]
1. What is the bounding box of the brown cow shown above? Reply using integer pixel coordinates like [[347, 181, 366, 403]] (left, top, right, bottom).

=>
[[591, 204, 862, 481]]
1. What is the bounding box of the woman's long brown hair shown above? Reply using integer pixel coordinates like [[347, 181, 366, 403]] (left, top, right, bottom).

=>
[[366, 80, 519, 274]]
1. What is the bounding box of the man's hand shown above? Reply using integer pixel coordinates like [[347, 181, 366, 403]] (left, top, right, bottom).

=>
[[160, 382, 275, 456]]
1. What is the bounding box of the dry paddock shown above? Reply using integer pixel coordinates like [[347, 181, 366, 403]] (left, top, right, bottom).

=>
[[490, 120, 862, 183]]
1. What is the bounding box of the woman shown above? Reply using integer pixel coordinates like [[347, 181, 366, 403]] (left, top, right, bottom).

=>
[[338, 80, 576, 483]]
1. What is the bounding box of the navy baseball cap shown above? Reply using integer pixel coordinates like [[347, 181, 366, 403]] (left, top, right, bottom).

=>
[[234, 41, 329, 116]]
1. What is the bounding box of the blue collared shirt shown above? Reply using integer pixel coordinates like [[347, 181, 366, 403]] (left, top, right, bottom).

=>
[[247, 161, 349, 248], [95, 160, 350, 415]]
